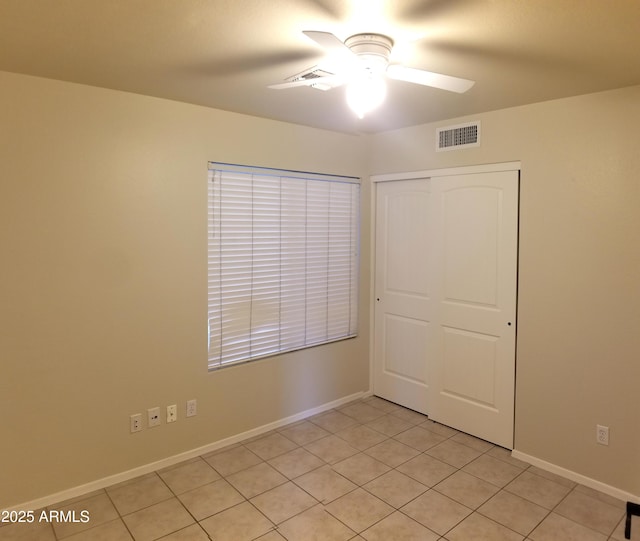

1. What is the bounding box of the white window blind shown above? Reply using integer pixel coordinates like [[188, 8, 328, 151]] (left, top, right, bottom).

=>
[[207, 163, 359, 370]]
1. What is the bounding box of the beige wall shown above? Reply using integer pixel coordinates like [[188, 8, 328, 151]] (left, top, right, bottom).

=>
[[0, 71, 370, 507], [2, 69, 639, 508], [368, 85, 640, 497]]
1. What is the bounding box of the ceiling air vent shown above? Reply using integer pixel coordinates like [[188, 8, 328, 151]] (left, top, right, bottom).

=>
[[286, 67, 335, 91], [436, 121, 481, 152]]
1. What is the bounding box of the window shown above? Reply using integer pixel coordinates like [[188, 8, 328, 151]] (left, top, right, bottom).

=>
[[207, 163, 359, 370]]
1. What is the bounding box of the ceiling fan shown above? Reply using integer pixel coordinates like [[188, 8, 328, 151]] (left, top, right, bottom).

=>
[[269, 31, 475, 118]]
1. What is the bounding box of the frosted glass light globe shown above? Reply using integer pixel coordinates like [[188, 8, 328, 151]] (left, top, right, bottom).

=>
[[346, 74, 387, 119]]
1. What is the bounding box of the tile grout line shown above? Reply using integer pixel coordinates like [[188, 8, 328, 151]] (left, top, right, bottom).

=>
[[17, 397, 629, 541]]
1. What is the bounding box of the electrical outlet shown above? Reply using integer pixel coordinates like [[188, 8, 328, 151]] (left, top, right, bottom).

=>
[[130, 413, 143, 433], [186, 399, 197, 418], [148, 407, 161, 428], [167, 404, 177, 423], [596, 424, 609, 445]]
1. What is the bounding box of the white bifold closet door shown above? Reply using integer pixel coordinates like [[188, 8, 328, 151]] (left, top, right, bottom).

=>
[[373, 169, 518, 448]]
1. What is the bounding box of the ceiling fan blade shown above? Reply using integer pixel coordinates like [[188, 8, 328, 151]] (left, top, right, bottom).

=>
[[268, 75, 345, 90], [303, 31, 354, 57], [387, 65, 475, 93], [304, 0, 346, 19], [399, 0, 477, 22], [188, 50, 319, 77], [422, 38, 569, 71]]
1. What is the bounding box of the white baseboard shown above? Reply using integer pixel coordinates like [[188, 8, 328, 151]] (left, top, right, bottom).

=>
[[6, 391, 366, 512], [511, 449, 639, 504]]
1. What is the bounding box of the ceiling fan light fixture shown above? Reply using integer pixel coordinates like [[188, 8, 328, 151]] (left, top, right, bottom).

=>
[[344, 33, 393, 63], [342, 33, 393, 119], [346, 72, 386, 119], [270, 30, 475, 119]]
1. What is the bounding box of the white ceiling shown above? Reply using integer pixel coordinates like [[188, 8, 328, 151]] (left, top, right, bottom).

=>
[[2, 0, 640, 134]]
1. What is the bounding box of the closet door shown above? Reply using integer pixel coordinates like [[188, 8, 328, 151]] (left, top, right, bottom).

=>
[[373, 178, 433, 414], [429, 170, 518, 449], [373, 169, 518, 448]]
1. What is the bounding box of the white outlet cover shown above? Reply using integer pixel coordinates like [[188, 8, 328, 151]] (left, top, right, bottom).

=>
[[186, 399, 197, 417], [596, 424, 609, 445], [148, 407, 161, 428], [130, 413, 143, 433], [167, 404, 177, 423]]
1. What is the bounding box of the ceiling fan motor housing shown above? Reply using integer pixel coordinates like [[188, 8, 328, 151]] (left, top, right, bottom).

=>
[[345, 33, 393, 73]]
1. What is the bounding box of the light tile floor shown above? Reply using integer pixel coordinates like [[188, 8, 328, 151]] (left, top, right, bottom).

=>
[[2, 396, 637, 541]]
